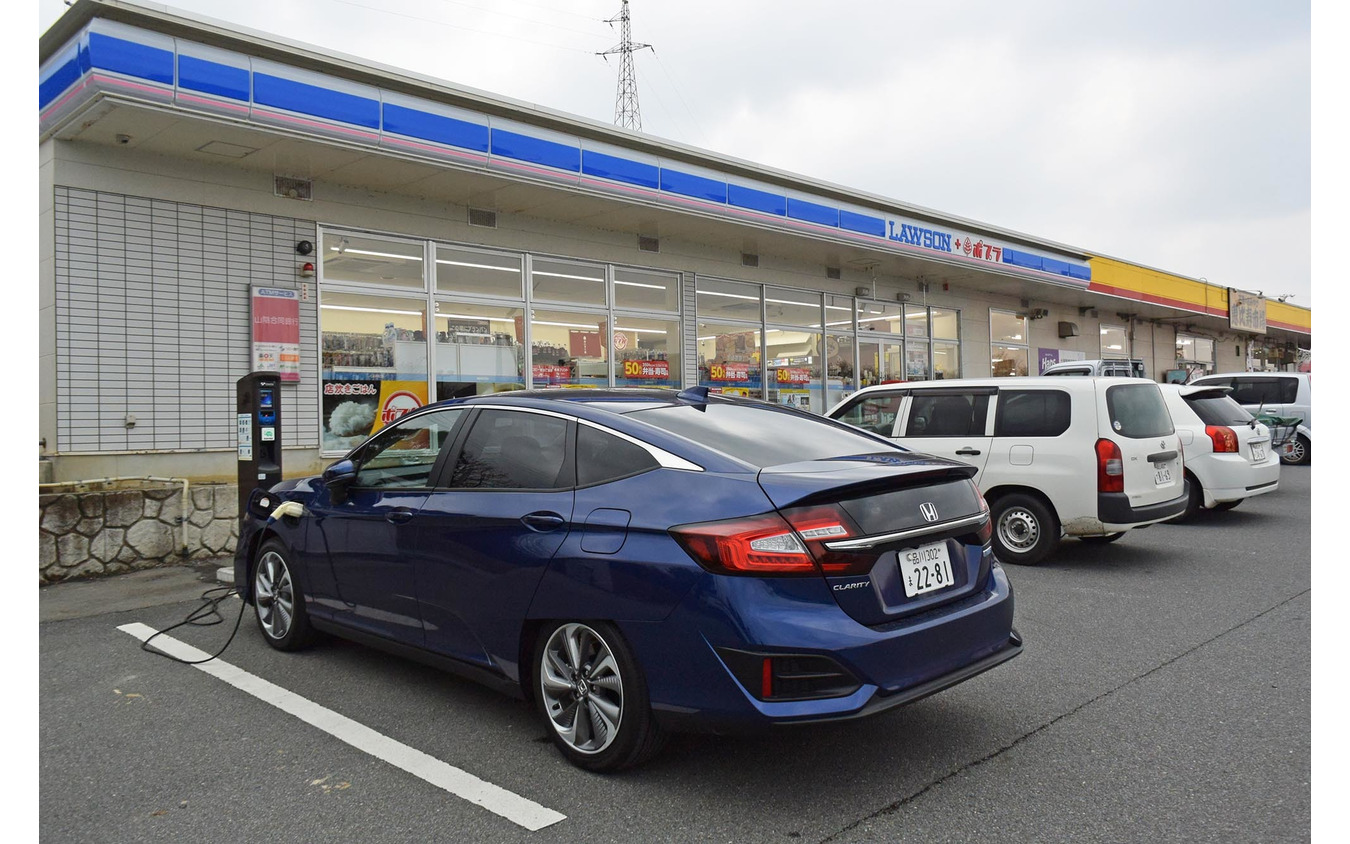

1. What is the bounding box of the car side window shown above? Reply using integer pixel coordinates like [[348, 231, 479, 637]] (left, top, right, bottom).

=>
[[994, 390, 1071, 437], [1230, 378, 1282, 406], [576, 425, 660, 486], [904, 393, 990, 437], [449, 409, 571, 490], [353, 408, 465, 489], [1278, 377, 1300, 404], [835, 394, 903, 436]]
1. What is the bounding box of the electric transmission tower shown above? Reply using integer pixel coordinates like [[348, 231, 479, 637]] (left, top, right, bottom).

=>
[[597, 0, 653, 131]]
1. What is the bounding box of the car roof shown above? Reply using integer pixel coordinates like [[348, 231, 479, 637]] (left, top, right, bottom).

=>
[[1194, 372, 1309, 380], [844, 376, 1147, 396]]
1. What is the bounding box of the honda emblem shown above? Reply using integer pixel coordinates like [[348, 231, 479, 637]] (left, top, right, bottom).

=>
[[920, 502, 939, 522]]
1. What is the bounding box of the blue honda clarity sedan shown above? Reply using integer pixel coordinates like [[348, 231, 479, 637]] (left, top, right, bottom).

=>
[[234, 388, 1021, 771]]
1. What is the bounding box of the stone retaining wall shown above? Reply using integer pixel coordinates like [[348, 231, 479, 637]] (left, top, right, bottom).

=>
[[39, 483, 240, 584]]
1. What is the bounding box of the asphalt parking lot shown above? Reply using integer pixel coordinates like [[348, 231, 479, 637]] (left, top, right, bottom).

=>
[[39, 467, 1311, 843]]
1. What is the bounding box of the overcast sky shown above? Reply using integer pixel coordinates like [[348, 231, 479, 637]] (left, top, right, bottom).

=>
[[37, 0, 1314, 307]]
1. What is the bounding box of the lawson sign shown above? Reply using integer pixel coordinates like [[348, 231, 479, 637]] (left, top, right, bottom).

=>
[[885, 218, 1091, 285]]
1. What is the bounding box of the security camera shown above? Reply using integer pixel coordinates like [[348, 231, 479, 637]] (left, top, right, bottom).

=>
[[115, 134, 132, 145]]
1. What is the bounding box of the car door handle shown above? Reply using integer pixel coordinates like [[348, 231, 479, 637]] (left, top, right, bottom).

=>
[[955, 448, 982, 456], [385, 507, 416, 524], [521, 512, 567, 532]]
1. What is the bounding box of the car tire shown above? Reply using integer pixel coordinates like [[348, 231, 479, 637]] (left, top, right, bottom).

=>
[[1280, 434, 1310, 466], [253, 540, 316, 651], [1079, 532, 1125, 544], [534, 621, 666, 772], [1212, 499, 1242, 511], [989, 494, 1059, 566], [1174, 474, 1204, 522]]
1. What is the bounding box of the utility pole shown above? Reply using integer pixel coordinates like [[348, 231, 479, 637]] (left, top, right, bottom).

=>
[[597, 0, 652, 131]]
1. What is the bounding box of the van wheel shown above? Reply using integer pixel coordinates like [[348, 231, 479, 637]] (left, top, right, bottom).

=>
[[1080, 533, 1125, 544], [990, 494, 1059, 566], [1280, 434, 1309, 465]]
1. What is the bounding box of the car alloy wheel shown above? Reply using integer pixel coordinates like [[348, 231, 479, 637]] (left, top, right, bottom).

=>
[[252, 540, 315, 651], [539, 623, 625, 756], [255, 549, 295, 641], [1281, 435, 1309, 465]]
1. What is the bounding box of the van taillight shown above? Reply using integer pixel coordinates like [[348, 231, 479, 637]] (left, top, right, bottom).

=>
[[1205, 425, 1238, 453], [669, 512, 819, 575], [1096, 438, 1124, 493]]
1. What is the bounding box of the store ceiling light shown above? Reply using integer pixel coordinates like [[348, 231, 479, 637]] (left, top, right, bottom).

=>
[[436, 259, 518, 273], [533, 271, 604, 283], [614, 279, 667, 290], [322, 304, 423, 316], [437, 313, 514, 323], [329, 246, 422, 262], [614, 327, 667, 334]]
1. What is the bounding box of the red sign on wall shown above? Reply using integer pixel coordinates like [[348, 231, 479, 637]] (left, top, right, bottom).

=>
[[776, 367, 811, 384], [622, 359, 670, 380], [251, 286, 301, 382], [709, 363, 750, 382]]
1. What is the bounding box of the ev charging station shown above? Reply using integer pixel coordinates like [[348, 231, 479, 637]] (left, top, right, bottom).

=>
[[237, 371, 283, 521]]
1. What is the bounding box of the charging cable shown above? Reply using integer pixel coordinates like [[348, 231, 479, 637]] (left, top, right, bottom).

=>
[[139, 583, 249, 665]]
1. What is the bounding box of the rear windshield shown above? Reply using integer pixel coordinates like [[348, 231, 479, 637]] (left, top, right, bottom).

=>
[[1185, 394, 1255, 426], [631, 403, 901, 468], [1105, 384, 1173, 438]]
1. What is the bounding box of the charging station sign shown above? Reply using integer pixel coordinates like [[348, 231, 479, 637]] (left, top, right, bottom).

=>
[[251, 286, 302, 382]]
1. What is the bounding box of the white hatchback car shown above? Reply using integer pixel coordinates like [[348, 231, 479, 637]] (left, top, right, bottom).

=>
[[1158, 384, 1281, 518], [828, 377, 1189, 565], [1188, 372, 1311, 465]]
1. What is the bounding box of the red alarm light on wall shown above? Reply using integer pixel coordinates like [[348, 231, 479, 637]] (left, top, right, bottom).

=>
[[299, 261, 316, 278]]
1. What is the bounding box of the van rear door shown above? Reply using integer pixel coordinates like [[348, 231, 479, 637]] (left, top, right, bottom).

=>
[[1098, 381, 1185, 520], [897, 388, 995, 482]]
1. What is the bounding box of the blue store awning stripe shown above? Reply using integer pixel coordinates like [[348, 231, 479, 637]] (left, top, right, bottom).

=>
[[840, 210, 886, 237], [384, 103, 489, 152], [661, 168, 727, 203], [787, 197, 840, 228], [87, 32, 173, 85], [728, 184, 787, 216], [582, 150, 660, 189], [254, 73, 380, 129], [40, 53, 84, 109], [177, 55, 249, 102], [491, 129, 581, 172]]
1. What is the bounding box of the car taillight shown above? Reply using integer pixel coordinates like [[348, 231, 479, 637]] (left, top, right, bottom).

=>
[[669, 512, 819, 575], [1096, 438, 1124, 493], [781, 503, 871, 575], [1205, 425, 1238, 453]]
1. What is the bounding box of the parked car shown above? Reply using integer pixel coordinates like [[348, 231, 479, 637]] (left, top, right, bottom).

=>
[[235, 389, 1021, 771], [1188, 372, 1311, 465], [1042, 358, 1148, 378], [1158, 384, 1281, 519], [828, 377, 1188, 565]]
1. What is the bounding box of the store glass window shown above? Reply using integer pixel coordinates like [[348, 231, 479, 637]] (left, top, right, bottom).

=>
[[1175, 333, 1215, 377], [824, 294, 855, 332], [530, 308, 608, 388], [614, 315, 680, 387], [696, 278, 762, 322], [320, 291, 429, 453], [906, 340, 931, 380], [990, 310, 1027, 345], [765, 286, 823, 328], [933, 340, 961, 380], [614, 267, 679, 312], [905, 305, 930, 338], [321, 232, 425, 290], [825, 332, 856, 409], [991, 345, 1030, 377], [767, 329, 823, 412], [859, 339, 904, 386], [531, 257, 606, 307], [697, 320, 762, 399], [857, 300, 905, 335], [435, 245, 522, 299], [1101, 324, 1129, 359], [431, 300, 525, 400], [931, 308, 960, 340]]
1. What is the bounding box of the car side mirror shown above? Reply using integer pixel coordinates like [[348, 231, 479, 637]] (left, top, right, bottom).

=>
[[323, 459, 358, 486]]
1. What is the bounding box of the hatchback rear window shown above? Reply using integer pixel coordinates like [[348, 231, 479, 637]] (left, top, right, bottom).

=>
[[1105, 384, 1173, 438], [1185, 394, 1255, 426], [631, 403, 899, 468]]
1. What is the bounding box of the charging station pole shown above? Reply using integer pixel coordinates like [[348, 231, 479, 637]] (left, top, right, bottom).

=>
[[237, 372, 283, 523]]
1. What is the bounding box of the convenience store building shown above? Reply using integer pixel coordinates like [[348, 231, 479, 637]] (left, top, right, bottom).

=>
[[38, 0, 1313, 483]]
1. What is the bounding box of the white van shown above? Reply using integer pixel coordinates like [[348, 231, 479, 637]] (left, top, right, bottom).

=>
[[1042, 359, 1148, 378], [828, 377, 1189, 565]]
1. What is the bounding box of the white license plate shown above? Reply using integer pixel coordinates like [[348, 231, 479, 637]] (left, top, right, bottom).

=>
[[900, 541, 954, 598], [1250, 442, 1267, 462], [1154, 466, 1173, 486]]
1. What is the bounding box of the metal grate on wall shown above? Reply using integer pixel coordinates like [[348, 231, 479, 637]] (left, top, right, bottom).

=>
[[682, 273, 698, 388], [54, 188, 319, 452]]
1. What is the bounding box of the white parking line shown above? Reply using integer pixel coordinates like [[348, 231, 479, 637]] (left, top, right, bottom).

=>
[[117, 622, 566, 831]]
